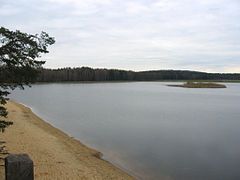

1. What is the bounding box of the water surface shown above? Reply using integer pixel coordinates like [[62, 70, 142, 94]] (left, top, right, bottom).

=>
[[10, 82, 240, 180]]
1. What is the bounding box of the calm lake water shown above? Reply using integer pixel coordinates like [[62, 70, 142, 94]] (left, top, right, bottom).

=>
[[10, 82, 240, 180]]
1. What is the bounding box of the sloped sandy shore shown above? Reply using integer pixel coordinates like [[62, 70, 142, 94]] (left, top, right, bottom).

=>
[[0, 101, 134, 180]]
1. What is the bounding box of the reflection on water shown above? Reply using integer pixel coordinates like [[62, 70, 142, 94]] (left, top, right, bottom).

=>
[[10, 82, 240, 180]]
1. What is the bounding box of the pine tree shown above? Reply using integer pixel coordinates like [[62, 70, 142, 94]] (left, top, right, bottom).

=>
[[0, 27, 55, 132]]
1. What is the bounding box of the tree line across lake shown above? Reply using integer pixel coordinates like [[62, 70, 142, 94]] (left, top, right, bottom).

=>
[[37, 67, 240, 82]]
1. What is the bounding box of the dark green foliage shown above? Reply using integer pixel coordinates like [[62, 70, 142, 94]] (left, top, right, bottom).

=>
[[38, 67, 135, 82], [37, 67, 240, 82], [0, 120, 13, 133], [0, 27, 55, 132]]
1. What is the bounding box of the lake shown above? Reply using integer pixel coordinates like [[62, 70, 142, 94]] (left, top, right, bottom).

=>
[[10, 82, 240, 180]]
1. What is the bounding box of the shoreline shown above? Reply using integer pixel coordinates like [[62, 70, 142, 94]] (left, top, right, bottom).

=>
[[0, 101, 134, 179]]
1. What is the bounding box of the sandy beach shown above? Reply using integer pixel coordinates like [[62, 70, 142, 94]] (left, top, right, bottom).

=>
[[0, 101, 134, 180]]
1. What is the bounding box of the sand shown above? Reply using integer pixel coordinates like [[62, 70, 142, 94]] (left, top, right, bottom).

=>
[[0, 101, 134, 180]]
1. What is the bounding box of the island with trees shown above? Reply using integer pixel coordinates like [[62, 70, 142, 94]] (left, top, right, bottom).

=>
[[168, 81, 227, 88]]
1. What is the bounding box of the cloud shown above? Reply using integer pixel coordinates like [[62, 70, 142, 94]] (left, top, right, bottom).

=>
[[0, 0, 240, 72], [125, 2, 150, 14], [0, 4, 22, 16]]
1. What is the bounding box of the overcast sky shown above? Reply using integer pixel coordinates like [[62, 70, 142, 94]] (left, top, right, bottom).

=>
[[1, 0, 240, 72]]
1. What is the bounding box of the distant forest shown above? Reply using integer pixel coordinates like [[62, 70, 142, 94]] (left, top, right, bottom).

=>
[[37, 67, 240, 82]]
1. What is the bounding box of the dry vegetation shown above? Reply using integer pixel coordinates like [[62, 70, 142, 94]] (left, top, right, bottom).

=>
[[168, 81, 227, 88]]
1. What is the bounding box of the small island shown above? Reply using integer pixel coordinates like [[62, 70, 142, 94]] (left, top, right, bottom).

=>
[[168, 81, 227, 88]]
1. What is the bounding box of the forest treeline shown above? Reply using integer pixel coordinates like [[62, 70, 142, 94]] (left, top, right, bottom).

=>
[[37, 67, 240, 82]]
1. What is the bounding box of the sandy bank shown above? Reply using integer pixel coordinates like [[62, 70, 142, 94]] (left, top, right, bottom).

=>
[[0, 101, 134, 180]]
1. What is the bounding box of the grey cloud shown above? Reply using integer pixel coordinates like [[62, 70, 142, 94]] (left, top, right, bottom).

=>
[[0, 0, 240, 72]]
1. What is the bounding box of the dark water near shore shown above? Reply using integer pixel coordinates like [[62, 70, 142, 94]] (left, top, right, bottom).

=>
[[10, 82, 240, 180]]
